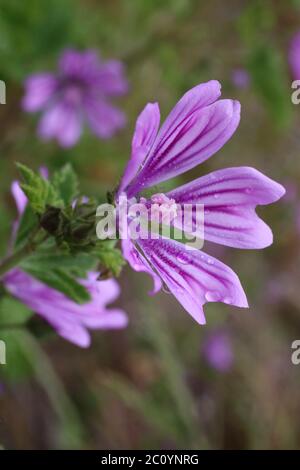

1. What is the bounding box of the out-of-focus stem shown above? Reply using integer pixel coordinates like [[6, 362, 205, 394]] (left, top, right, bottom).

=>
[[0, 227, 47, 277]]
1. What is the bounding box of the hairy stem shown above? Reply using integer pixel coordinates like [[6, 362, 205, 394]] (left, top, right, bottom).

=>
[[0, 227, 47, 277]]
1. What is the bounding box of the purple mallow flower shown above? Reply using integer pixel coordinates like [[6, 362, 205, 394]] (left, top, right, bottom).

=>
[[4, 269, 127, 348], [289, 31, 300, 80], [22, 49, 128, 147], [3, 181, 128, 348], [202, 330, 233, 372], [117, 81, 285, 324], [231, 68, 250, 89]]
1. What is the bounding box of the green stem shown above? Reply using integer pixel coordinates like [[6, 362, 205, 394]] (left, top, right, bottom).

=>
[[0, 244, 35, 277], [0, 322, 26, 330], [0, 227, 47, 277]]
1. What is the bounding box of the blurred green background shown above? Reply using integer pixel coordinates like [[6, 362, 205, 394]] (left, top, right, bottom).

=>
[[0, 0, 300, 449]]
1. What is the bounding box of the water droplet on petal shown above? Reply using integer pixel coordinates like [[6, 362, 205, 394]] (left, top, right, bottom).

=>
[[245, 187, 252, 194], [176, 253, 190, 264], [213, 194, 219, 199], [207, 258, 214, 265], [205, 291, 220, 302]]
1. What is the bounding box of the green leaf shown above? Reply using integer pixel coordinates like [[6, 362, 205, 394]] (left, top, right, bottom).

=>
[[14, 204, 39, 249], [0, 330, 33, 380], [22, 266, 91, 304], [237, 0, 292, 128], [52, 163, 79, 206], [16, 163, 63, 214], [20, 245, 96, 278], [248, 45, 292, 128], [0, 296, 33, 326], [0, 297, 33, 380], [18, 240, 95, 303], [94, 243, 125, 277]]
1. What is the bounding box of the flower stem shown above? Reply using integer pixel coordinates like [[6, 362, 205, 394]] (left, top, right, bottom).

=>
[[0, 227, 47, 277], [0, 322, 26, 330], [0, 243, 35, 277]]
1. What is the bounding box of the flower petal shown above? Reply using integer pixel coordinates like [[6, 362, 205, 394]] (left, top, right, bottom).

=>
[[125, 82, 241, 195], [168, 167, 286, 249], [289, 31, 300, 80], [95, 60, 129, 96], [11, 181, 27, 216], [153, 80, 222, 149], [38, 102, 82, 147], [57, 324, 91, 348], [82, 274, 122, 307], [59, 49, 99, 79], [84, 98, 126, 139], [3, 269, 128, 348], [137, 237, 248, 324], [86, 308, 128, 329], [202, 329, 233, 372], [127, 96, 240, 196], [118, 103, 160, 194], [121, 238, 162, 295], [22, 73, 57, 112]]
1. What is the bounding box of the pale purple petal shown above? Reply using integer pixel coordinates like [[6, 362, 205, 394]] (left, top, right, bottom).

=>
[[59, 49, 99, 79], [84, 98, 126, 139], [154, 80, 222, 142], [126, 81, 222, 195], [38, 102, 82, 147], [289, 31, 300, 80], [3, 269, 128, 348], [127, 92, 240, 196], [23, 49, 128, 146], [22, 73, 57, 112], [11, 171, 48, 215], [137, 237, 248, 324], [11, 181, 27, 216], [168, 167, 285, 249], [81, 273, 123, 309], [231, 69, 250, 89], [39, 166, 49, 180], [202, 330, 234, 372], [121, 238, 162, 295], [59, 49, 82, 76], [118, 103, 160, 194], [58, 323, 91, 348], [94, 60, 129, 96], [131, 103, 160, 150]]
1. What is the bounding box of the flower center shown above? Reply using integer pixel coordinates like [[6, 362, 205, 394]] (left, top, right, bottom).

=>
[[63, 84, 83, 106], [141, 193, 178, 224]]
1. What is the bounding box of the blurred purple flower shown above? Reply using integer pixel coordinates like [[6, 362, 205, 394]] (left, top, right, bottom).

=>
[[289, 31, 300, 80], [231, 68, 250, 89], [4, 269, 128, 348], [202, 330, 233, 372], [22, 49, 128, 147], [117, 81, 285, 324], [2, 180, 128, 348]]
